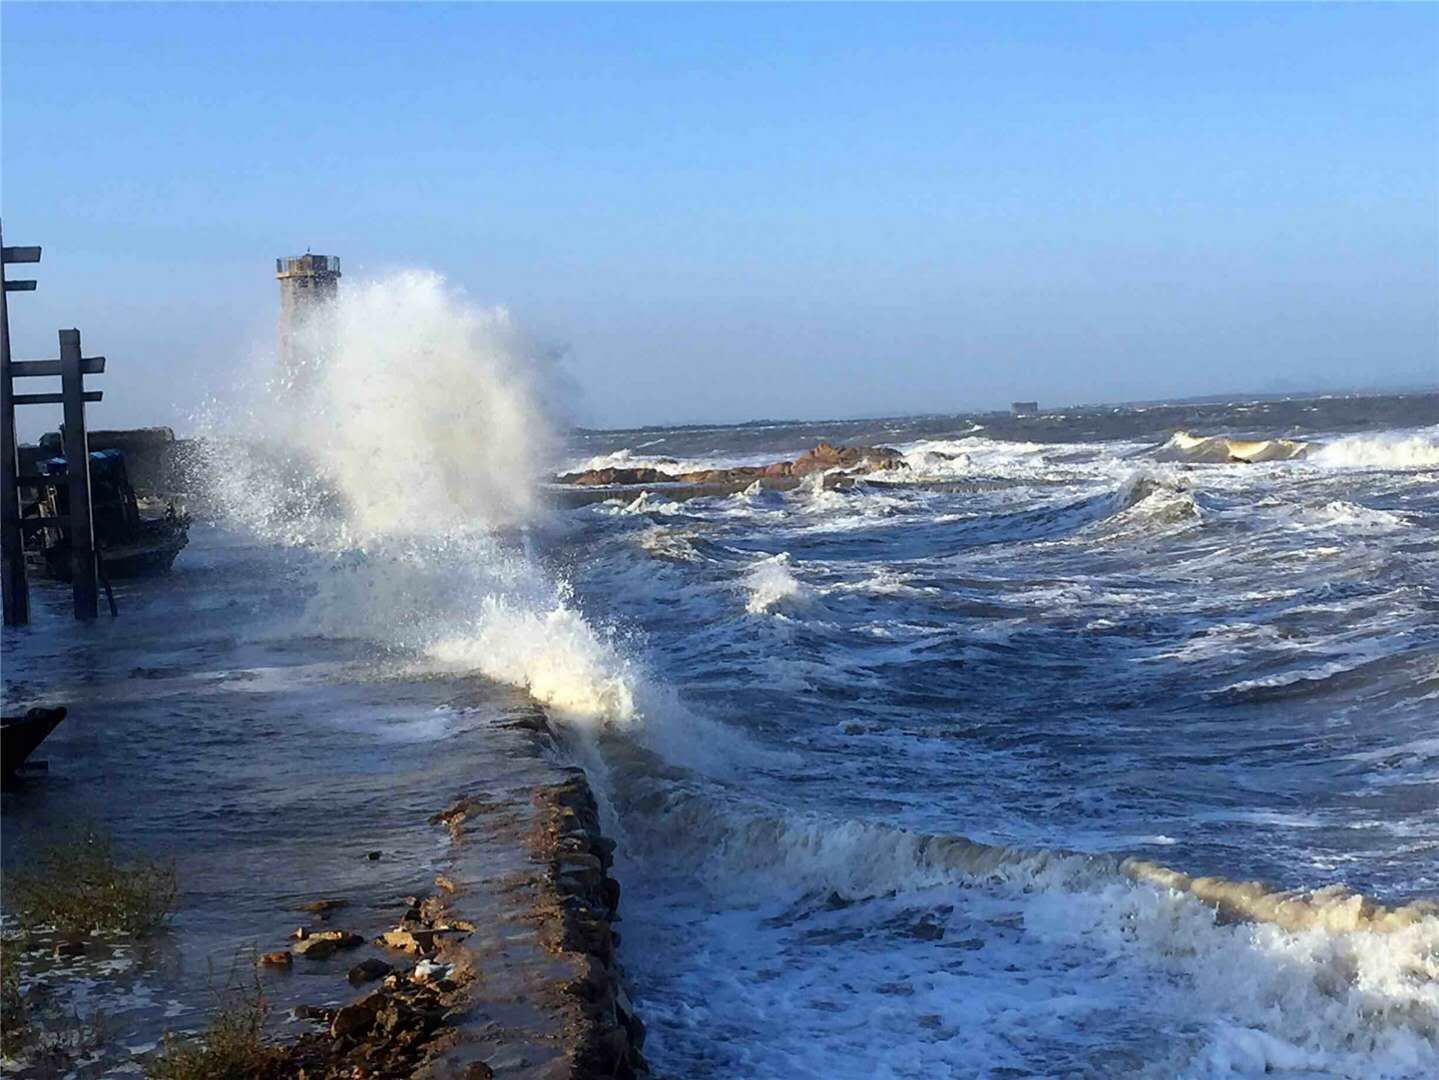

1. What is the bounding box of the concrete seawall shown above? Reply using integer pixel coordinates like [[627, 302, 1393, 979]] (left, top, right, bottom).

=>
[[271, 704, 645, 1079]]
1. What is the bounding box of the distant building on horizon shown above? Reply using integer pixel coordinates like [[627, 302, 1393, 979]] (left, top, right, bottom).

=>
[[275, 253, 341, 384], [1011, 401, 1039, 417]]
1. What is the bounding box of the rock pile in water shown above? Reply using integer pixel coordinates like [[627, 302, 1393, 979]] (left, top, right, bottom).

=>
[[558, 441, 907, 486]]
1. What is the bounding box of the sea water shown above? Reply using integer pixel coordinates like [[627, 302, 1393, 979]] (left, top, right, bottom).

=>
[[552, 404, 1439, 1078]]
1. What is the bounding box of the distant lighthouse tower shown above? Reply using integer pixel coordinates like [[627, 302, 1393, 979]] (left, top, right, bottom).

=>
[[275, 253, 341, 384]]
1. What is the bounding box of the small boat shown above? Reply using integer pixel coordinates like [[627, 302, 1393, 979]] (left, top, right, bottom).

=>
[[1, 707, 66, 775], [23, 448, 189, 580]]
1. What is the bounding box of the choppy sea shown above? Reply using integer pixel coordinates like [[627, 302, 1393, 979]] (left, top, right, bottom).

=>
[[550, 396, 1439, 1079], [5, 316, 1437, 1079]]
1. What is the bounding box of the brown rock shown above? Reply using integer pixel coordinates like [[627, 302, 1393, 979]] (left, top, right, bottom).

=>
[[379, 927, 437, 954], [789, 441, 905, 476], [558, 466, 675, 486], [430, 794, 499, 827], [330, 991, 384, 1039], [259, 950, 293, 968]]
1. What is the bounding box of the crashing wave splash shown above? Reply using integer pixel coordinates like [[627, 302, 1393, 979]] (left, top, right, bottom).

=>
[[199, 270, 645, 733]]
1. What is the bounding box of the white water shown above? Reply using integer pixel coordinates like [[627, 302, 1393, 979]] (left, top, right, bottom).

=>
[[200, 270, 642, 732]]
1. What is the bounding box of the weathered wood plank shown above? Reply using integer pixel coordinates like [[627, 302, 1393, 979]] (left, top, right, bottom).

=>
[[1, 246, 41, 264], [59, 328, 98, 619], [10, 357, 105, 377], [12, 390, 104, 405]]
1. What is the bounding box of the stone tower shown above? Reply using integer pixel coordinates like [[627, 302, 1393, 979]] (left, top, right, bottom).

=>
[[275, 253, 341, 383]]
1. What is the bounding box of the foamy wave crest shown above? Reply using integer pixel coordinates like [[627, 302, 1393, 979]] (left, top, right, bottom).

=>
[[1120, 859, 1439, 933], [612, 788, 1439, 1071], [1155, 431, 1310, 464], [745, 553, 810, 614], [1071, 468, 1203, 542], [430, 597, 637, 724], [899, 436, 1046, 477], [1311, 430, 1439, 469], [620, 784, 1438, 937]]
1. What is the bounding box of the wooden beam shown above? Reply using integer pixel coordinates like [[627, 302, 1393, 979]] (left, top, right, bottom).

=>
[[10, 357, 105, 377], [0, 218, 29, 625], [3, 280, 37, 292], [1, 246, 41, 264], [12, 391, 104, 405], [59, 328, 98, 619]]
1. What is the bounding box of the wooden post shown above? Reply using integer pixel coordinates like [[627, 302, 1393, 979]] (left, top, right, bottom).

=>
[[59, 329, 98, 619], [0, 221, 36, 626]]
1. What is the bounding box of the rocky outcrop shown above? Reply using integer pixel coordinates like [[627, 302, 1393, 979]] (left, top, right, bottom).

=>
[[557, 441, 908, 487], [556, 466, 676, 486]]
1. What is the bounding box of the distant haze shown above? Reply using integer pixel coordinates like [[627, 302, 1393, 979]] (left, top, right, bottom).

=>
[[3, 2, 1436, 438]]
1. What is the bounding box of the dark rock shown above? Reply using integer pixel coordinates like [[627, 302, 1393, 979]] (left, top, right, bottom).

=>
[[294, 936, 339, 960], [347, 958, 394, 985], [299, 897, 348, 916], [53, 940, 85, 958], [296, 929, 365, 959]]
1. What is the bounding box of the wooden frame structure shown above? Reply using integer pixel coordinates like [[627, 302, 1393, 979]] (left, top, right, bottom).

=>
[[1, 220, 106, 623]]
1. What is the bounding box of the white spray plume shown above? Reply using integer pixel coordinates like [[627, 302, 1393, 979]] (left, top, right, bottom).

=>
[[284, 269, 557, 535]]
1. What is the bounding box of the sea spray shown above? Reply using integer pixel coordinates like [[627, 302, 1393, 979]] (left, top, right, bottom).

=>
[[280, 270, 557, 533], [197, 269, 649, 730]]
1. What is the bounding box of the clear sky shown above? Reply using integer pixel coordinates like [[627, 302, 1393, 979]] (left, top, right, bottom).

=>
[[3, 2, 1436, 434]]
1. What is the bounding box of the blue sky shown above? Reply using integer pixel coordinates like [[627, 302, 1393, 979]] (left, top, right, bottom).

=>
[[3, 2, 1436, 433]]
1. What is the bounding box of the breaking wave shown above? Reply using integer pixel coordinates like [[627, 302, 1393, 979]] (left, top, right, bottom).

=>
[[1311, 430, 1439, 469], [609, 783, 1439, 1074], [1154, 431, 1311, 464], [744, 553, 810, 614]]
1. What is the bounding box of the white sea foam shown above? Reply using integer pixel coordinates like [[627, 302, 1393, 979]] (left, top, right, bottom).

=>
[[898, 436, 1048, 477], [744, 553, 810, 614], [1312, 430, 1439, 469], [618, 791, 1439, 1077]]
